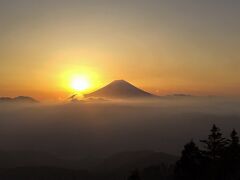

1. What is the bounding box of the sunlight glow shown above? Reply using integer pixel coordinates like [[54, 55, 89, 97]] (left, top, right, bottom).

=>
[[59, 66, 103, 96], [71, 76, 90, 91]]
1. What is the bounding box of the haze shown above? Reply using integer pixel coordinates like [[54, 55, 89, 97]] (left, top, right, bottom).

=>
[[0, 97, 240, 158]]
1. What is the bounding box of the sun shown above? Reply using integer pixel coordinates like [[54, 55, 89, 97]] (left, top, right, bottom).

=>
[[71, 76, 90, 91], [61, 68, 102, 93]]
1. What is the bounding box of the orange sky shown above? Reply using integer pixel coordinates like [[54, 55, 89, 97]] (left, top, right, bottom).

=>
[[0, 0, 240, 101]]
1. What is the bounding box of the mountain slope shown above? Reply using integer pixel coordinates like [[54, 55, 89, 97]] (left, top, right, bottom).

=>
[[84, 80, 157, 99]]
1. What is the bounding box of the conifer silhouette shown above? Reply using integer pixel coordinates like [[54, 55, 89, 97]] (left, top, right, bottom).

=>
[[223, 129, 240, 179], [200, 124, 227, 161], [127, 170, 141, 180], [175, 140, 202, 180], [175, 125, 240, 180]]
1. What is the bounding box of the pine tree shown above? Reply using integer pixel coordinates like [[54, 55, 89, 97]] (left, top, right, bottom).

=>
[[200, 124, 228, 180], [200, 124, 228, 161], [174, 125, 240, 180], [223, 129, 240, 179], [229, 129, 240, 148], [174, 140, 202, 180], [127, 170, 141, 180]]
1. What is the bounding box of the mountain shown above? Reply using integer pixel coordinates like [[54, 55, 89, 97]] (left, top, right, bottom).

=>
[[0, 167, 91, 180], [0, 150, 64, 169], [0, 150, 177, 171], [0, 150, 101, 170], [0, 150, 178, 180], [92, 150, 178, 173], [0, 96, 38, 103], [84, 80, 157, 99]]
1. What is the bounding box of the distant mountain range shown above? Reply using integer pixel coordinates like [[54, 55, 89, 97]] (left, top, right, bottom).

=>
[[84, 80, 157, 99], [0, 150, 178, 179], [0, 96, 38, 103], [92, 150, 177, 174], [0, 150, 177, 170]]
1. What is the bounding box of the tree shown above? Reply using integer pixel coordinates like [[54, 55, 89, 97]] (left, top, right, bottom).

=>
[[175, 125, 240, 180], [229, 129, 240, 148], [200, 124, 228, 180], [222, 129, 240, 179], [127, 170, 141, 180], [174, 140, 202, 180], [200, 124, 228, 161]]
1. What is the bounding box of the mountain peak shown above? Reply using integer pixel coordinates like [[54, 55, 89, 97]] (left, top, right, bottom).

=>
[[84, 80, 157, 99], [112, 79, 128, 83], [108, 79, 135, 87]]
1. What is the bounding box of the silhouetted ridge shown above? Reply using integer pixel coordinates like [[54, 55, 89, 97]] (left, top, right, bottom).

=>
[[93, 150, 177, 173], [84, 80, 157, 99], [0, 96, 38, 103]]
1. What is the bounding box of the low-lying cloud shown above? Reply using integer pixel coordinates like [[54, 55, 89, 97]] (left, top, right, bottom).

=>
[[0, 97, 240, 158]]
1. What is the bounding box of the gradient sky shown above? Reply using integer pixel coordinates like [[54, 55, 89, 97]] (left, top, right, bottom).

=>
[[0, 0, 240, 100]]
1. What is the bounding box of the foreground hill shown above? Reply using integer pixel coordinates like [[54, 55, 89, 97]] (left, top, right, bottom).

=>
[[84, 80, 157, 99]]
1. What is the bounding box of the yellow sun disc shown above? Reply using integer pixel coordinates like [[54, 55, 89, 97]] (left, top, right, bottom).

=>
[[71, 77, 90, 91]]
